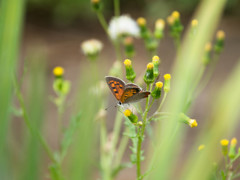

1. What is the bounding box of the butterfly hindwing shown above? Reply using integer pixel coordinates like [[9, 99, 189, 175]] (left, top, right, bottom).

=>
[[105, 76, 125, 101], [120, 88, 140, 103], [124, 91, 150, 103]]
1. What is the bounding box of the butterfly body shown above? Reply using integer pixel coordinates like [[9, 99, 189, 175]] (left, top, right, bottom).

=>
[[105, 76, 150, 105]]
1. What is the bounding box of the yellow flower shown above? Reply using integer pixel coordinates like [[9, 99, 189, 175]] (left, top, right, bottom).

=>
[[53, 66, 64, 76], [124, 109, 132, 117], [198, 144, 205, 151], [164, 74, 171, 80], [216, 30, 225, 40], [191, 19, 198, 27], [189, 119, 198, 128], [124, 59, 132, 67], [220, 139, 229, 146], [147, 63, 154, 69], [137, 17, 146, 26], [156, 81, 163, 88]]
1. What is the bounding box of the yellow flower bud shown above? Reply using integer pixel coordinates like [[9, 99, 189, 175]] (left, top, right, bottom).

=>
[[91, 0, 100, 4], [155, 19, 165, 30], [220, 139, 229, 146], [164, 74, 171, 80], [172, 11, 180, 20], [124, 109, 132, 117], [124, 36, 134, 45], [147, 63, 154, 69], [152, 55, 160, 63], [189, 119, 198, 128], [156, 81, 163, 88], [124, 59, 132, 67], [231, 138, 237, 146], [205, 42, 212, 52], [137, 17, 146, 26], [216, 30, 225, 40], [191, 19, 198, 27], [138, 121, 143, 126], [198, 144, 205, 151], [53, 66, 64, 76], [167, 16, 174, 25]]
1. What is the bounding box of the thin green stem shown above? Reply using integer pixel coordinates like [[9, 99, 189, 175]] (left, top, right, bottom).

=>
[[113, 40, 122, 61], [136, 84, 152, 179], [96, 11, 109, 36], [13, 77, 57, 164], [114, 127, 129, 167], [156, 92, 168, 112], [136, 132, 143, 179], [104, 111, 122, 179], [113, 0, 120, 17], [100, 117, 107, 178]]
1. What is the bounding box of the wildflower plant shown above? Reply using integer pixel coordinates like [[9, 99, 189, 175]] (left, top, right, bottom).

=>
[[4, 0, 236, 179], [211, 138, 240, 179]]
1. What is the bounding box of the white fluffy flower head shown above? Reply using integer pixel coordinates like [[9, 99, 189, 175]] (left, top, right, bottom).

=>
[[108, 15, 140, 40], [81, 39, 103, 56]]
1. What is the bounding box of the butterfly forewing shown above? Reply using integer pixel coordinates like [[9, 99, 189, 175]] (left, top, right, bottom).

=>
[[105, 76, 125, 101]]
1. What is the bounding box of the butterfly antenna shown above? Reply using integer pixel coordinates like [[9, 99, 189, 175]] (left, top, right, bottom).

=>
[[105, 104, 114, 111]]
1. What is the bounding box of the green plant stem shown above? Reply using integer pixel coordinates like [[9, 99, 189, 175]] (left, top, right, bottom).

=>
[[96, 11, 109, 36], [113, 0, 120, 17], [136, 132, 143, 179], [136, 84, 152, 179], [156, 92, 168, 112], [100, 117, 107, 177], [114, 127, 129, 167], [196, 53, 220, 96], [104, 111, 122, 180], [113, 40, 122, 61], [14, 77, 57, 164]]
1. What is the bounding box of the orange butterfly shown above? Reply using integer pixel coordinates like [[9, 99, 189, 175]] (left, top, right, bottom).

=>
[[105, 76, 150, 105]]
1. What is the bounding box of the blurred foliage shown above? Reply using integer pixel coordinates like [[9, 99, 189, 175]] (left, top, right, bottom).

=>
[[26, 0, 240, 26]]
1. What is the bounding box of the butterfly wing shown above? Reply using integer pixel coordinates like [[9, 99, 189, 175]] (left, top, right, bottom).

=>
[[105, 76, 125, 101], [124, 91, 150, 103]]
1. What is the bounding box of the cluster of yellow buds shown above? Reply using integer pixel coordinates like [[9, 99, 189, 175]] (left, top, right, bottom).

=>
[[137, 17, 160, 53], [167, 11, 183, 40], [220, 137, 239, 159]]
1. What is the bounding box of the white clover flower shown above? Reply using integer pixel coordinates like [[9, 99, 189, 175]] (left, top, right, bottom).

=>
[[81, 39, 103, 56], [108, 15, 140, 40]]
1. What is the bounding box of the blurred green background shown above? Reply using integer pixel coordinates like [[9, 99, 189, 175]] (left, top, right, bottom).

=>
[[1, 0, 240, 179]]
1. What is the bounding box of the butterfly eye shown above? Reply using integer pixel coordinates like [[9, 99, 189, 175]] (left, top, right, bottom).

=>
[[118, 102, 122, 106]]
